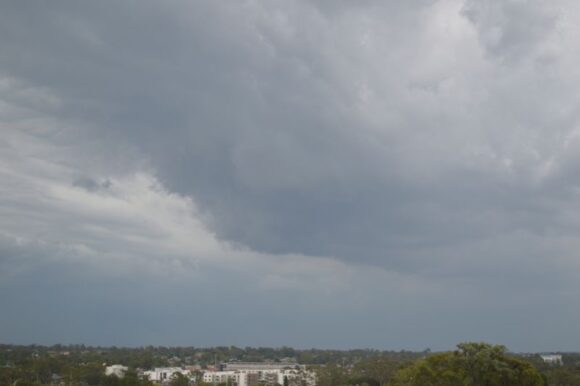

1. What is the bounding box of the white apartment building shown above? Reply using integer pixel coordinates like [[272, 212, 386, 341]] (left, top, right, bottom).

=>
[[203, 363, 315, 386], [223, 363, 305, 371], [278, 368, 316, 386], [540, 355, 563, 365], [105, 365, 128, 378], [144, 367, 192, 382], [203, 371, 240, 384]]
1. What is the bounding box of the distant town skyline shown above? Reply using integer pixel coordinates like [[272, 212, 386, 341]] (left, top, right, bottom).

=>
[[2, 0, 580, 352]]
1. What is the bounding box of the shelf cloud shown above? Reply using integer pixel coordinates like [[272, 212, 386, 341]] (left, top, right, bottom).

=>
[[2, 0, 580, 351]]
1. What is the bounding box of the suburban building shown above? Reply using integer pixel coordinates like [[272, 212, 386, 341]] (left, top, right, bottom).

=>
[[203, 370, 241, 385], [144, 367, 192, 382], [105, 365, 128, 378], [222, 363, 304, 371], [540, 355, 563, 365], [204, 363, 315, 386]]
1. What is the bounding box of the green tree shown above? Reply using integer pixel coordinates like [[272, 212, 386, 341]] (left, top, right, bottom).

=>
[[170, 373, 191, 386], [314, 364, 349, 386], [390, 342, 545, 386], [353, 357, 398, 386]]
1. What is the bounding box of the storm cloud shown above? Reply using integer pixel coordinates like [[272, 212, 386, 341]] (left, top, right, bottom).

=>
[[2, 0, 580, 351]]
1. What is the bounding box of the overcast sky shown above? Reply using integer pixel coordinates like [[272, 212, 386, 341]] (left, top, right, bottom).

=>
[[2, 0, 580, 352]]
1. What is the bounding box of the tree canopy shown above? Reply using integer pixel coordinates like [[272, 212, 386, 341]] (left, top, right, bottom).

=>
[[391, 342, 545, 386]]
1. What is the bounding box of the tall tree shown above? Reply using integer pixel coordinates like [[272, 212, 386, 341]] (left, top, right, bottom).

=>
[[314, 364, 349, 386], [390, 342, 545, 386], [170, 373, 191, 386], [353, 357, 398, 386]]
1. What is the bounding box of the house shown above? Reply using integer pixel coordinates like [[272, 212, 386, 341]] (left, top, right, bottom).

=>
[[105, 365, 129, 378], [540, 355, 563, 365], [144, 367, 192, 383]]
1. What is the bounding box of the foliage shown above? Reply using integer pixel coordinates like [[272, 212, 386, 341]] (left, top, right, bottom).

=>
[[3, 343, 579, 386], [170, 372, 191, 386], [352, 356, 398, 386], [390, 342, 545, 386], [314, 364, 350, 386]]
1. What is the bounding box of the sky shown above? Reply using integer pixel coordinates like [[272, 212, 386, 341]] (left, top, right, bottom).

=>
[[1, 0, 580, 352]]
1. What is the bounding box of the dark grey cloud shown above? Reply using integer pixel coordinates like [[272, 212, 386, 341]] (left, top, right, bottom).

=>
[[2, 0, 580, 350], [73, 177, 112, 192], [462, 0, 559, 62]]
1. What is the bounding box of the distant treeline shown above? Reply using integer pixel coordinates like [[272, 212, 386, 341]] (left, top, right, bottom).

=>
[[2, 343, 580, 386], [0, 344, 425, 368]]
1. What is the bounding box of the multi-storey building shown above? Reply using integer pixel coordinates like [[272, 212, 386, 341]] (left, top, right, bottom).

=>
[[203, 363, 315, 386], [144, 367, 192, 382]]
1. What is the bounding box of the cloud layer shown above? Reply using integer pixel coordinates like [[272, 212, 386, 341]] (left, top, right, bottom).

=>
[[2, 0, 580, 351]]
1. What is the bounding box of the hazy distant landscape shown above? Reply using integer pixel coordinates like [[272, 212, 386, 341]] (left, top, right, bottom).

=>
[[2, 343, 580, 386]]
